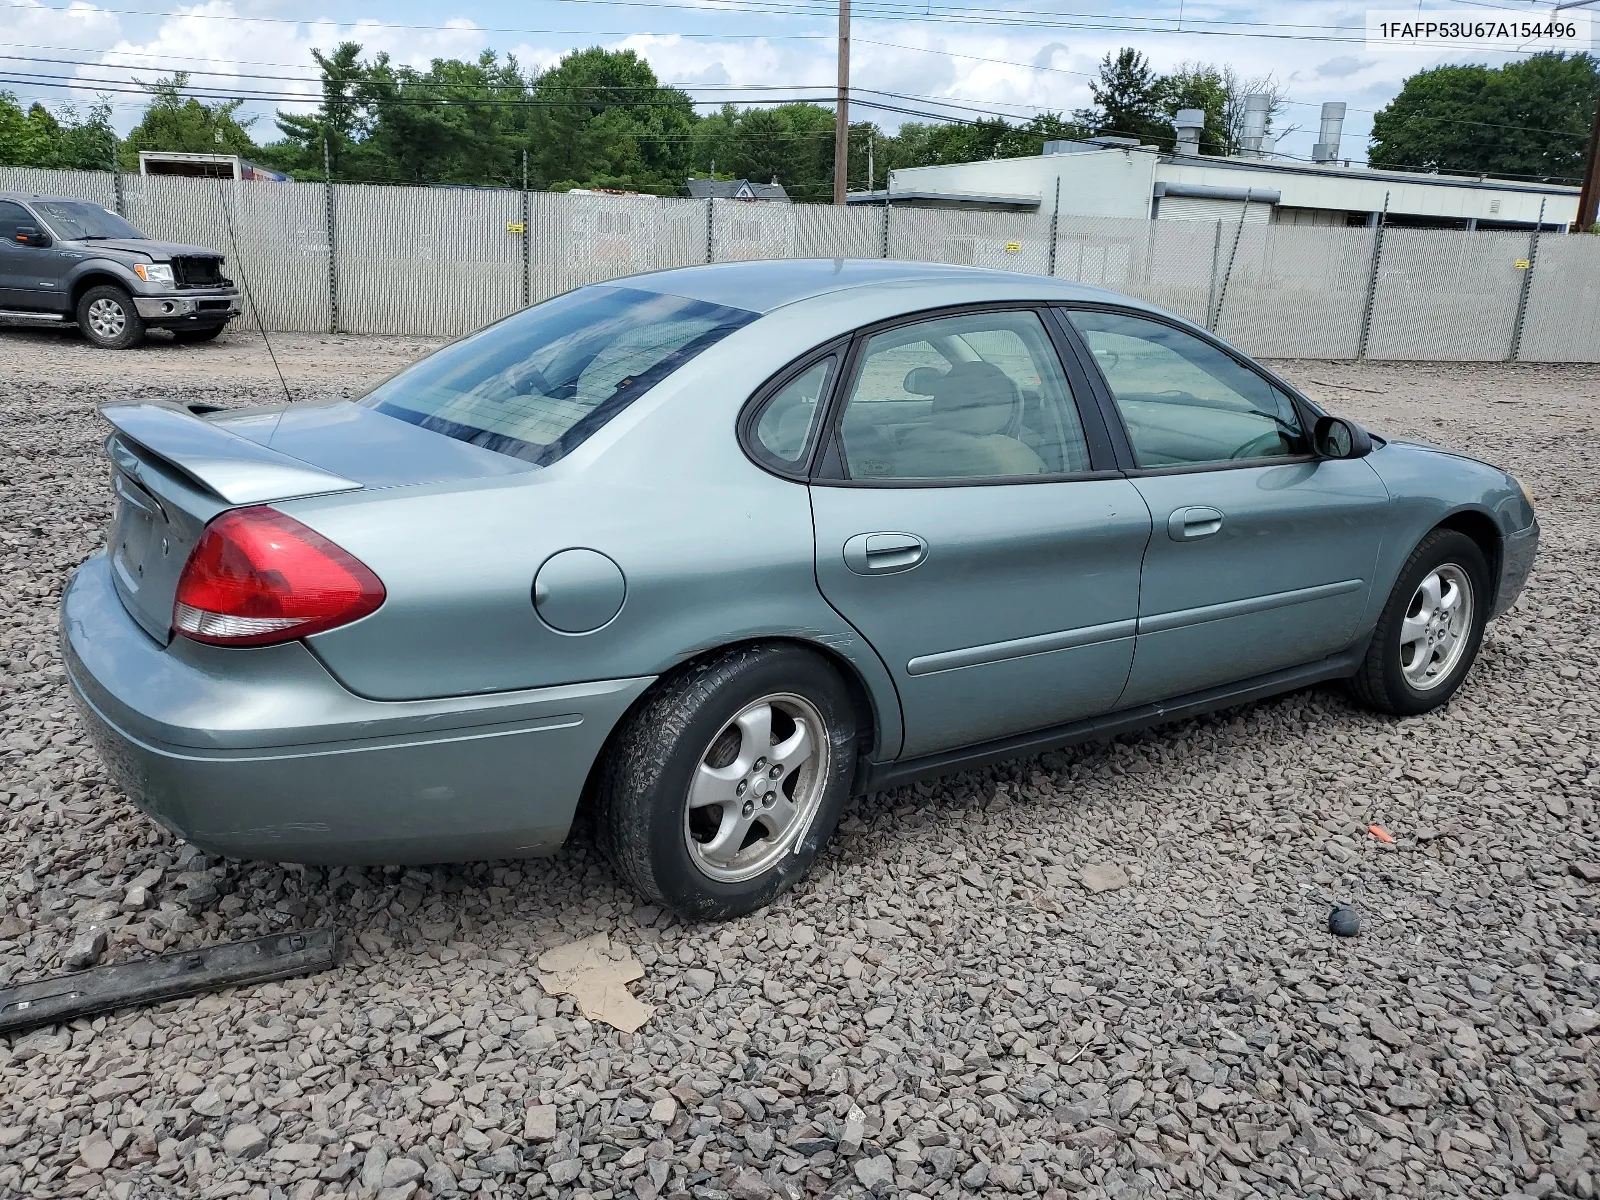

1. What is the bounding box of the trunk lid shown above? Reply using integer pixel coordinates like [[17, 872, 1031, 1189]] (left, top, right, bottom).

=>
[[101, 401, 534, 643]]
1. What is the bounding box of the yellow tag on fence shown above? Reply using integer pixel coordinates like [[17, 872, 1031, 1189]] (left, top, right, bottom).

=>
[[1515, 259, 1530, 269], [507, 221, 526, 234], [1004, 241, 1022, 253]]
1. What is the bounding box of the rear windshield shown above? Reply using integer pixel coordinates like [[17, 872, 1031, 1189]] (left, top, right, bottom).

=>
[[361, 286, 757, 466], [34, 200, 144, 241]]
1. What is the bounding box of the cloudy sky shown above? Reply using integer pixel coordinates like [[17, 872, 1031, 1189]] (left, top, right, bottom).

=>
[[3, 0, 1591, 164]]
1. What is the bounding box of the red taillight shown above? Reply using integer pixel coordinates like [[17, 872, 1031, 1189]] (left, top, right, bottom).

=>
[[173, 506, 385, 647]]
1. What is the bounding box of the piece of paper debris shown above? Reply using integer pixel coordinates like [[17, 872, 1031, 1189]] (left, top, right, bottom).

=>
[[536, 932, 654, 1033]]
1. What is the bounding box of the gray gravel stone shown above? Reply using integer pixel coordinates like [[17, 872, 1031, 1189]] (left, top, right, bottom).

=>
[[221, 1124, 267, 1160]]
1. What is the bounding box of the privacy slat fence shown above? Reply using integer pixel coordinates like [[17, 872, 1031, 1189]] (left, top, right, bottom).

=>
[[5, 167, 1597, 362]]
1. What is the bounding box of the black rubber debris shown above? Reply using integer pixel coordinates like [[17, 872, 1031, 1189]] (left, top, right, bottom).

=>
[[0, 929, 339, 1035], [1328, 904, 1361, 937]]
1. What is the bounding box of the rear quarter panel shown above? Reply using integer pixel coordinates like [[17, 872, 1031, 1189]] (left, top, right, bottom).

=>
[[284, 306, 911, 759]]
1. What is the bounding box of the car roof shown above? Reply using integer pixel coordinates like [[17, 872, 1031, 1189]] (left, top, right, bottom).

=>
[[623, 258, 1150, 316], [0, 192, 107, 204]]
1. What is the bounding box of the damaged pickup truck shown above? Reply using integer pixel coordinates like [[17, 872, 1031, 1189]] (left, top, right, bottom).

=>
[[0, 191, 243, 349]]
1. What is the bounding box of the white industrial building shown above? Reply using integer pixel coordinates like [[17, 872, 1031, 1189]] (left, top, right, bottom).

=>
[[851, 105, 1579, 232]]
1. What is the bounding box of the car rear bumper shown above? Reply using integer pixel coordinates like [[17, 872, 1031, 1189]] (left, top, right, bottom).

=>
[[133, 291, 242, 325], [61, 554, 653, 864], [1492, 517, 1539, 618]]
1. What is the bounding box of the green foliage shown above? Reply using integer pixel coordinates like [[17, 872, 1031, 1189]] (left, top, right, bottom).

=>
[[1370, 52, 1599, 181], [0, 92, 116, 169], [118, 74, 258, 168], [1075, 48, 1169, 145], [1153, 63, 1231, 155]]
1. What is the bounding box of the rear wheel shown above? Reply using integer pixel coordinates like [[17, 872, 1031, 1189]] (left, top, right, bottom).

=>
[[76, 284, 144, 350], [1348, 529, 1490, 715], [596, 644, 859, 920], [172, 324, 226, 343]]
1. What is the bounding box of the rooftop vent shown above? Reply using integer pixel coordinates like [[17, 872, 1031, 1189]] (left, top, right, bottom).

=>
[[1174, 109, 1205, 154], [1312, 102, 1346, 164], [1239, 94, 1270, 158]]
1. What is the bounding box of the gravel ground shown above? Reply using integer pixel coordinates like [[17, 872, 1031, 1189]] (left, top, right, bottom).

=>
[[0, 327, 1596, 1200]]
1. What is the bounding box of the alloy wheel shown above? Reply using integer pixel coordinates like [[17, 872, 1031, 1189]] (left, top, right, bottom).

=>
[[683, 692, 830, 884], [1399, 562, 1474, 691], [87, 297, 127, 340]]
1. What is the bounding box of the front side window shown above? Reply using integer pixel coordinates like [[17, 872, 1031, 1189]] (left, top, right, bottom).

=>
[[1067, 309, 1307, 467], [0, 201, 32, 241], [33, 200, 143, 241], [363, 286, 757, 466], [835, 310, 1092, 481]]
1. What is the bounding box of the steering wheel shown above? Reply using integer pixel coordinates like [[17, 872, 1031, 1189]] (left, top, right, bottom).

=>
[[1230, 431, 1285, 460]]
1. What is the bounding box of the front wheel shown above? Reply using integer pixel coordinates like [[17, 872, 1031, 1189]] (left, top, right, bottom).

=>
[[1348, 529, 1490, 716], [596, 644, 859, 920], [76, 284, 145, 350]]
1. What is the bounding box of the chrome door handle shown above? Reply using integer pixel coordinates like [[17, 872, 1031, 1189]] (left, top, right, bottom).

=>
[[1167, 506, 1224, 541], [843, 532, 927, 575]]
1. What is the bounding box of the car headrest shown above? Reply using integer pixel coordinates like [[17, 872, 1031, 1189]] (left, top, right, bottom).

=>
[[929, 361, 1020, 437], [903, 365, 945, 396]]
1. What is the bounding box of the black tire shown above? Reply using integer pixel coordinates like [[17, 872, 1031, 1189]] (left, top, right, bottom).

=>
[[596, 644, 859, 920], [1348, 529, 1490, 716], [75, 284, 145, 350], [172, 324, 226, 343]]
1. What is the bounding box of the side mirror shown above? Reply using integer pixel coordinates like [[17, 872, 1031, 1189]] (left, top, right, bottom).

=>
[[1313, 414, 1373, 460], [14, 226, 51, 248]]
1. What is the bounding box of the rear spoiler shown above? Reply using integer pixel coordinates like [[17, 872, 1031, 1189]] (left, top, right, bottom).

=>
[[101, 402, 361, 505]]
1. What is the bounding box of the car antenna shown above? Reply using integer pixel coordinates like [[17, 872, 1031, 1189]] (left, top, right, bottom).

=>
[[210, 172, 293, 406]]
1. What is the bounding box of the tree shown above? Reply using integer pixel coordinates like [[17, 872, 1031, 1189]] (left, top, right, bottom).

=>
[[1075, 48, 1167, 145], [1370, 52, 1598, 181], [527, 47, 696, 194], [119, 74, 258, 168], [0, 93, 116, 169], [1153, 63, 1229, 154]]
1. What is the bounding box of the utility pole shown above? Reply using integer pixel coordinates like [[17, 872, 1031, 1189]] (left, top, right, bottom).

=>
[[1577, 91, 1600, 233], [833, 0, 850, 205], [1557, 0, 1599, 229]]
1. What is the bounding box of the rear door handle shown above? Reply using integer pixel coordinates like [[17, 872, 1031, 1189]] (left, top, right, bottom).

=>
[[1167, 506, 1224, 541], [843, 532, 927, 575]]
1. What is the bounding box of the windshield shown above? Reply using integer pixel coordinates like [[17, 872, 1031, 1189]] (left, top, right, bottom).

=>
[[34, 200, 144, 241], [361, 286, 758, 466]]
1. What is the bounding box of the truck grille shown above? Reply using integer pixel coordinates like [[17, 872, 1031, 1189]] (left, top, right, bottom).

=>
[[171, 256, 230, 289]]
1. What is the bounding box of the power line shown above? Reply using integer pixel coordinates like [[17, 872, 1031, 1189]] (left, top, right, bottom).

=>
[[0, 0, 1554, 51]]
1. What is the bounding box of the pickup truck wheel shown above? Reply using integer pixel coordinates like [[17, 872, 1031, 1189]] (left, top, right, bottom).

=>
[[76, 284, 145, 349], [172, 325, 225, 343], [596, 644, 859, 920]]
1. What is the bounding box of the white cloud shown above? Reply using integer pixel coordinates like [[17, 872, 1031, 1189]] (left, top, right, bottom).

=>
[[9, 0, 1573, 162]]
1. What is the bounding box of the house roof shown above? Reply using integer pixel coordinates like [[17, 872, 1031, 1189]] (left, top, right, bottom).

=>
[[684, 178, 790, 202]]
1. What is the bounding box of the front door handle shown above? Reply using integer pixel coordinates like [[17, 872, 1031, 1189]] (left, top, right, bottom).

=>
[[843, 532, 927, 575], [1167, 506, 1224, 541]]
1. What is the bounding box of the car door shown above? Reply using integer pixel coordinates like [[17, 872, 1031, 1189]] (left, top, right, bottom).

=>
[[0, 200, 36, 309], [1058, 307, 1391, 707], [795, 306, 1153, 760]]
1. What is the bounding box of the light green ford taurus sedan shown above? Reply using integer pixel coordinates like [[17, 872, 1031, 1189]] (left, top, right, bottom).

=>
[[62, 260, 1538, 918]]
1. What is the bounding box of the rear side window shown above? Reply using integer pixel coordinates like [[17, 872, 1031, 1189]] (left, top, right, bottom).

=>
[[749, 356, 836, 470], [363, 286, 757, 466]]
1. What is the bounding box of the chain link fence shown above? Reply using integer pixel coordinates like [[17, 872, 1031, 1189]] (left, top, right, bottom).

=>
[[3, 166, 1595, 362]]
